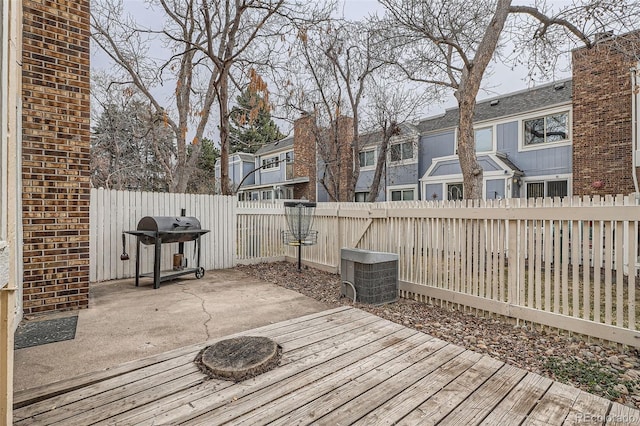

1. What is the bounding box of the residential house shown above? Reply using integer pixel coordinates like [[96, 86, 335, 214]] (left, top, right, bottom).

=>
[[419, 80, 572, 201], [224, 114, 352, 202], [354, 124, 421, 202], [224, 33, 640, 202], [214, 152, 256, 197]]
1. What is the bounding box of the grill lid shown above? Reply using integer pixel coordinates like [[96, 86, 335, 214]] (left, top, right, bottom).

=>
[[137, 216, 202, 232], [126, 216, 209, 245]]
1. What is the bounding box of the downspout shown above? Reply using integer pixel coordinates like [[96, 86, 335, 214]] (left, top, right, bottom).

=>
[[632, 64, 639, 194]]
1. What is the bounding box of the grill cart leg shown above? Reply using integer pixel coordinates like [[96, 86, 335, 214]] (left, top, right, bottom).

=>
[[153, 236, 162, 289], [135, 238, 141, 287], [195, 236, 204, 279]]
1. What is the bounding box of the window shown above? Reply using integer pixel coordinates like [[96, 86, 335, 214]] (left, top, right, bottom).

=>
[[548, 180, 568, 197], [391, 189, 414, 201], [447, 183, 464, 200], [261, 155, 279, 169], [285, 151, 294, 180], [355, 191, 369, 202], [524, 112, 569, 146], [474, 127, 493, 152], [390, 141, 414, 162], [359, 150, 375, 167], [526, 182, 544, 198], [275, 187, 293, 200], [261, 190, 273, 200], [526, 180, 568, 198]]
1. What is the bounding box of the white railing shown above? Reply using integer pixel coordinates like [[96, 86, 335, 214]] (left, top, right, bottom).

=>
[[89, 189, 236, 282]]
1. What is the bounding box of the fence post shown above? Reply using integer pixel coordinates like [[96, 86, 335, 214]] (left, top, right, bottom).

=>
[[508, 217, 518, 307]]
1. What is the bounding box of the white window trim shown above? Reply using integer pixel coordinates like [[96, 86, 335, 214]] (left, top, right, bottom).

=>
[[387, 184, 418, 201], [518, 106, 572, 152], [260, 154, 281, 171], [474, 125, 496, 153], [388, 140, 417, 166], [452, 125, 497, 154], [521, 173, 572, 198], [421, 171, 512, 201], [354, 191, 370, 202], [358, 148, 376, 171], [445, 182, 464, 200]]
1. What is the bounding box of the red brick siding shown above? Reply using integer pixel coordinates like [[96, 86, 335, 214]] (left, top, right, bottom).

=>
[[572, 36, 639, 196], [22, 0, 91, 313], [335, 116, 354, 202], [293, 114, 317, 201]]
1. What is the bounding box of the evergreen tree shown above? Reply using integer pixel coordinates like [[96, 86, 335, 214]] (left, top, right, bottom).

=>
[[186, 138, 220, 193], [229, 73, 285, 154], [91, 99, 175, 191]]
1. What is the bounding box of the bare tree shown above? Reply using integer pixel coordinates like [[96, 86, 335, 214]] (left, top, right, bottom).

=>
[[92, 0, 329, 194], [365, 75, 428, 202], [283, 18, 386, 201], [380, 0, 640, 199]]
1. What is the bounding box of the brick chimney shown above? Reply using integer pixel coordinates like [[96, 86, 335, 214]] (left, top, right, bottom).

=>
[[572, 33, 640, 196], [334, 116, 354, 202], [293, 114, 317, 201]]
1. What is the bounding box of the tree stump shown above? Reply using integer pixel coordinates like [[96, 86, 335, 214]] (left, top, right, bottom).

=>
[[195, 336, 281, 382]]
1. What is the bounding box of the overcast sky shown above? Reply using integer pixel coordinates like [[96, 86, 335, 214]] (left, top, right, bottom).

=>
[[91, 0, 571, 128]]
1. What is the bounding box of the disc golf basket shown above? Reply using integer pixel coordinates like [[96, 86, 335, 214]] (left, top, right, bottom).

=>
[[282, 201, 318, 271]]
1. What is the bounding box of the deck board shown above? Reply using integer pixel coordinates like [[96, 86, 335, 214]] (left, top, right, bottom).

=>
[[13, 307, 640, 426]]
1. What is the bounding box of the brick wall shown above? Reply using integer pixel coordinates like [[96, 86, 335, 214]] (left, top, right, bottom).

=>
[[572, 34, 640, 196], [291, 114, 354, 202], [293, 114, 317, 201], [334, 116, 354, 202], [22, 0, 91, 314]]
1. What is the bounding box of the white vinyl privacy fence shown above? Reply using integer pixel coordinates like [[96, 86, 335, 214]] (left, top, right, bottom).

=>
[[91, 190, 640, 347], [90, 189, 236, 282]]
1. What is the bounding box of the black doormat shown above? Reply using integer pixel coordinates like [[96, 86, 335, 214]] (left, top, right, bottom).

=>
[[14, 315, 78, 349]]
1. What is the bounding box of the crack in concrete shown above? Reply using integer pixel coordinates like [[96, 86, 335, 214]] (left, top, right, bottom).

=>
[[180, 285, 212, 341]]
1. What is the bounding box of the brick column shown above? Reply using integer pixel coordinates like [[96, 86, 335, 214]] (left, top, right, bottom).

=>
[[22, 0, 91, 313], [335, 116, 354, 201], [293, 114, 317, 201], [572, 34, 640, 196]]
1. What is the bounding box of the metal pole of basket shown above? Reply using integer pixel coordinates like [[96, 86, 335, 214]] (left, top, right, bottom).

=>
[[297, 204, 302, 270]]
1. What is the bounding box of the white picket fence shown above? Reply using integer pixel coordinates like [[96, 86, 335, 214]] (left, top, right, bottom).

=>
[[91, 189, 640, 347], [89, 189, 236, 283], [237, 196, 640, 347]]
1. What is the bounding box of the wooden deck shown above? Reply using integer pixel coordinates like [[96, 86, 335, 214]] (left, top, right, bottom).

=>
[[13, 307, 640, 425]]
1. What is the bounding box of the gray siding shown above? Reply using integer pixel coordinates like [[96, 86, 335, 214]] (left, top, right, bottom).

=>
[[425, 183, 442, 201], [355, 169, 385, 201], [386, 163, 419, 189], [430, 160, 462, 176], [428, 156, 501, 177], [496, 122, 572, 177], [242, 162, 255, 185], [419, 131, 455, 179]]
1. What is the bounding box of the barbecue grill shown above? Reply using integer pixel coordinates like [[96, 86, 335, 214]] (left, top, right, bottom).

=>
[[124, 215, 210, 289]]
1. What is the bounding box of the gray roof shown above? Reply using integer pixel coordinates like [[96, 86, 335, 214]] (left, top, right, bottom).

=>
[[359, 123, 420, 148], [236, 152, 255, 162], [255, 136, 294, 155], [417, 79, 573, 133]]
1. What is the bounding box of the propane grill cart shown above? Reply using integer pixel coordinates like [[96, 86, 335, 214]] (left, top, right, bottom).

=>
[[123, 214, 210, 289]]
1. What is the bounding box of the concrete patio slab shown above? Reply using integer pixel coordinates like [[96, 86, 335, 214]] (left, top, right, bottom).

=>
[[13, 268, 329, 392]]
